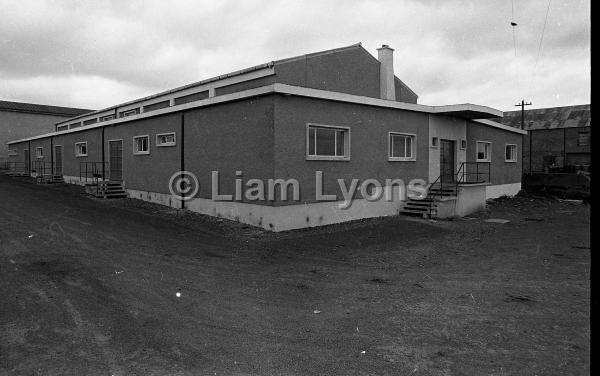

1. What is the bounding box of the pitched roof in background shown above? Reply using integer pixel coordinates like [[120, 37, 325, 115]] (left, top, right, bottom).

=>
[[0, 100, 93, 117], [502, 104, 590, 130]]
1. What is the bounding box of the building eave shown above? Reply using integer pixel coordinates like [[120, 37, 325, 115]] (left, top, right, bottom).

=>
[[472, 119, 528, 135], [8, 84, 519, 144]]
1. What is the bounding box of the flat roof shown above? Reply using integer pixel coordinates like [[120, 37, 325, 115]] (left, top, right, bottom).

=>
[[8, 83, 521, 145]]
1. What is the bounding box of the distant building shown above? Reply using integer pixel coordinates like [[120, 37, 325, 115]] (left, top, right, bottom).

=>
[[0, 100, 92, 163], [502, 104, 591, 173]]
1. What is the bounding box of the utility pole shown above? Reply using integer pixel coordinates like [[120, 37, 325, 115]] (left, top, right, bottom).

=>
[[515, 99, 532, 173], [515, 99, 532, 129]]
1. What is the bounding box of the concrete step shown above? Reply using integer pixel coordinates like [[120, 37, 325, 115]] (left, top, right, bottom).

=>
[[404, 200, 436, 207], [102, 193, 128, 198]]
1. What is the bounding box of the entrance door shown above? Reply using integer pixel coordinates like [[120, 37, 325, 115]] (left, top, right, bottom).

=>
[[108, 140, 123, 181], [440, 139, 455, 183], [54, 145, 63, 175]]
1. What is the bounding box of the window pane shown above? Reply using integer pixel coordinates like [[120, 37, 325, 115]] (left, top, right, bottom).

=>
[[308, 128, 316, 155], [336, 130, 344, 156], [406, 137, 412, 157], [315, 128, 336, 156], [477, 142, 487, 159], [392, 135, 406, 158], [506, 146, 511, 160]]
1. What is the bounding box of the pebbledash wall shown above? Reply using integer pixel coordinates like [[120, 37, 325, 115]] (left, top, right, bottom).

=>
[[7, 44, 525, 231], [466, 120, 523, 199]]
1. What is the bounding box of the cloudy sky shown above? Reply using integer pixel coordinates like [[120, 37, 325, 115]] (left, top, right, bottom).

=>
[[0, 0, 590, 112]]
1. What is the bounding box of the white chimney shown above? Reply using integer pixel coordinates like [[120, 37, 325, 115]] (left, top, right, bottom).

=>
[[377, 44, 396, 101]]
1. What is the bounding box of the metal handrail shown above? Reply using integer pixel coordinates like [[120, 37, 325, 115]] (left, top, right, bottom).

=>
[[79, 161, 108, 183], [32, 161, 55, 176], [6, 162, 27, 174], [456, 162, 491, 185], [427, 161, 491, 217]]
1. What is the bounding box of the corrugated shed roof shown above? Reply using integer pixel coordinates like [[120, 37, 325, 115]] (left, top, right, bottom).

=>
[[502, 104, 590, 130], [0, 100, 93, 117]]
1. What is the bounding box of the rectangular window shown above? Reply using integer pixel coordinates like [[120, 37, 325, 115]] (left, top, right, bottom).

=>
[[75, 142, 88, 157], [56, 125, 68, 132], [83, 118, 98, 126], [143, 100, 170, 113], [119, 108, 140, 118], [388, 133, 416, 161], [156, 132, 176, 147], [69, 122, 81, 129], [431, 137, 439, 148], [8, 147, 18, 156], [505, 144, 517, 162], [100, 115, 115, 122], [476, 141, 491, 162], [174, 91, 209, 106], [460, 139, 467, 149], [306, 124, 350, 160], [36, 147, 43, 159], [133, 135, 150, 155], [578, 131, 589, 146]]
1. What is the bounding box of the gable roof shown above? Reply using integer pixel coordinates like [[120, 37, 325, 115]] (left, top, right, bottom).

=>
[[0, 100, 93, 117], [56, 43, 421, 126], [501, 104, 590, 130]]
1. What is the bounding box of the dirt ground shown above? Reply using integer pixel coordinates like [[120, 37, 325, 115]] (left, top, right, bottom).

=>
[[0, 174, 590, 375]]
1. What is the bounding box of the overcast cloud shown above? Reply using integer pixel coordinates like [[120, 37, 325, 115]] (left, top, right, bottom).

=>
[[0, 0, 590, 111]]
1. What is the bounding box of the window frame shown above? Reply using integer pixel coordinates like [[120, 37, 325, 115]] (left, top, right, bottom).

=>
[[120, 108, 140, 118], [35, 147, 44, 159], [505, 144, 517, 163], [133, 135, 150, 155], [156, 132, 177, 147], [476, 141, 492, 162], [431, 137, 439, 148], [388, 132, 417, 162], [75, 141, 88, 157], [305, 123, 351, 161]]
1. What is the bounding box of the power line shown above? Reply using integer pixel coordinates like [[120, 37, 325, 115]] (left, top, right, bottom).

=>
[[510, 0, 520, 98], [511, 0, 517, 57], [527, 0, 552, 97]]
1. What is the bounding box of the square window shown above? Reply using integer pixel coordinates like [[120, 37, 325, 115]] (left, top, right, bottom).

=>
[[156, 132, 176, 147], [578, 131, 589, 146], [476, 141, 491, 161], [389, 133, 416, 161], [133, 135, 150, 155], [75, 142, 88, 157], [505, 144, 517, 162], [306, 124, 350, 160]]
